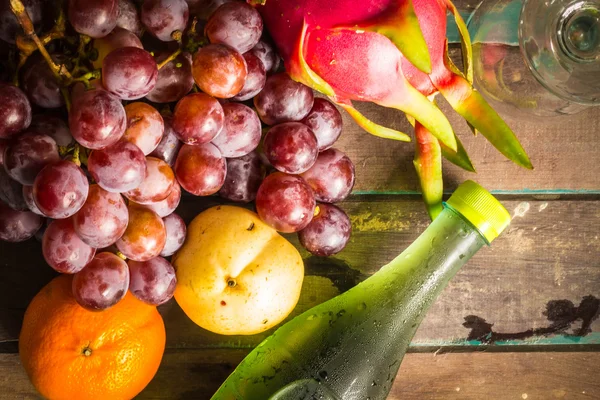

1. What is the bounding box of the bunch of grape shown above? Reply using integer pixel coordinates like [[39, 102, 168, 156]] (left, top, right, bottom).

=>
[[0, 0, 355, 311]]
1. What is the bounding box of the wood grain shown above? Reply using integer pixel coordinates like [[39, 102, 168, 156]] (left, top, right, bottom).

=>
[[1, 351, 598, 399], [337, 99, 600, 193], [1, 197, 598, 349]]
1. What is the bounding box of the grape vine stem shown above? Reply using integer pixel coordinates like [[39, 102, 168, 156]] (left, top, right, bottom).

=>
[[157, 49, 182, 70], [9, 0, 73, 84]]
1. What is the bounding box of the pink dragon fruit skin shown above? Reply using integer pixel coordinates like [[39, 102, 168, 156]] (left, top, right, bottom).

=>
[[254, 0, 532, 217]]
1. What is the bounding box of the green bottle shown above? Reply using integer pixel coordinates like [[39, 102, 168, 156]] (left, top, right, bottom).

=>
[[211, 181, 511, 400]]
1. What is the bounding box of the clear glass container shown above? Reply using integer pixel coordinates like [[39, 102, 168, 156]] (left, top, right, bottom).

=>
[[469, 0, 600, 117]]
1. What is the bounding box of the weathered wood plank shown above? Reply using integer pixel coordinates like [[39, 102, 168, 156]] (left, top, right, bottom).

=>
[[1, 197, 599, 349], [1, 351, 598, 399], [339, 100, 600, 193]]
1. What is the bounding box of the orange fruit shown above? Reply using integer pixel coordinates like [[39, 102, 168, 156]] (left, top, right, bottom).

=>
[[19, 275, 166, 400]]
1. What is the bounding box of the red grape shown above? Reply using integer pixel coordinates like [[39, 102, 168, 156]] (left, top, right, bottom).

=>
[[0, 0, 43, 44], [0, 201, 43, 242], [174, 143, 226, 196], [3, 132, 60, 185], [128, 256, 177, 305], [298, 203, 351, 256], [172, 93, 224, 145], [256, 172, 315, 233], [192, 44, 247, 99], [300, 148, 355, 203], [69, 89, 126, 149], [123, 102, 164, 155], [102, 47, 158, 100], [33, 160, 89, 219], [92, 26, 143, 69], [160, 213, 186, 257], [149, 116, 182, 166], [218, 151, 265, 203], [206, 1, 262, 54], [72, 252, 130, 310], [30, 114, 74, 147], [0, 167, 28, 211], [263, 122, 318, 174], [136, 181, 181, 217], [73, 185, 128, 248], [116, 0, 143, 37], [302, 98, 343, 151], [42, 218, 96, 273], [146, 51, 194, 103], [124, 157, 175, 204], [254, 73, 314, 125], [141, 0, 189, 42], [68, 0, 119, 38], [231, 51, 266, 102], [22, 185, 43, 215], [211, 103, 261, 157], [21, 55, 64, 109], [248, 40, 280, 74], [116, 204, 166, 261], [88, 139, 146, 193], [0, 83, 31, 139]]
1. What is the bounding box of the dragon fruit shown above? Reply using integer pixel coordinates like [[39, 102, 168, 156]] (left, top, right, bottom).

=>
[[252, 0, 532, 218]]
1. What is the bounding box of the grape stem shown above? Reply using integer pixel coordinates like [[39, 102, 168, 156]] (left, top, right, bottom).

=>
[[9, 0, 73, 84], [157, 49, 182, 70]]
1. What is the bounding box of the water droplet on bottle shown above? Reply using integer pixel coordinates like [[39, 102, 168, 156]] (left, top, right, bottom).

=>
[[372, 380, 378, 386], [307, 314, 317, 321], [318, 370, 328, 380], [402, 319, 407, 324], [358, 302, 367, 311]]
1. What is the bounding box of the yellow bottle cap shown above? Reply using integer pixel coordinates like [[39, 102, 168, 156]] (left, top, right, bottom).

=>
[[445, 180, 510, 244]]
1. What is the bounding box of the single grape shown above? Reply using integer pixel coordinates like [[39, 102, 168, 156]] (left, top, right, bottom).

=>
[[254, 73, 314, 125], [102, 47, 158, 100], [248, 40, 280, 74], [298, 203, 351, 256], [192, 44, 247, 99], [135, 181, 181, 217], [172, 93, 224, 144], [302, 98, 343, 151], [301, 148, 355, 203], [146, 51, 194, 103], [21, 55, 64, 109], [72, 252, 130, 310], [69, 89, 126, 149], [116, 204, 166, 261], [149, 116, 182, 166], [123, 102, 164, 155], [0, 168, 28, 211], [3, 132, 60, 185], [42, 218, 96, 273], [174, 143, 226, 196], [116, 0, 143, 37], [73, 185, 129, 248], [124, 156, 175, 204], [256, 172, 315, 233], [263, 122, 318, 174], [92, 26, 143, 69], [231, 52, 266, 102], [160, 213, 186, 257], [22, 185, 43, 215], [141, 0, 189, 42], [88, 139, 146, 193], [211, 103, 261, 158], [33, 160, 89, 219], [30, 114, 74, 147], [0, 0, 43, 44], [206, 1, 262, 54], [0, 83, 31, 139], [128, 256, 177, 305], [0, 201, 43, 242], [218, 151, 265, 203], [68, 0, 119, 38]]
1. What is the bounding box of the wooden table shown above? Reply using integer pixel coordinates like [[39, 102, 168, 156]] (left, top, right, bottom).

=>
[[2, 97, 599, 399]]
